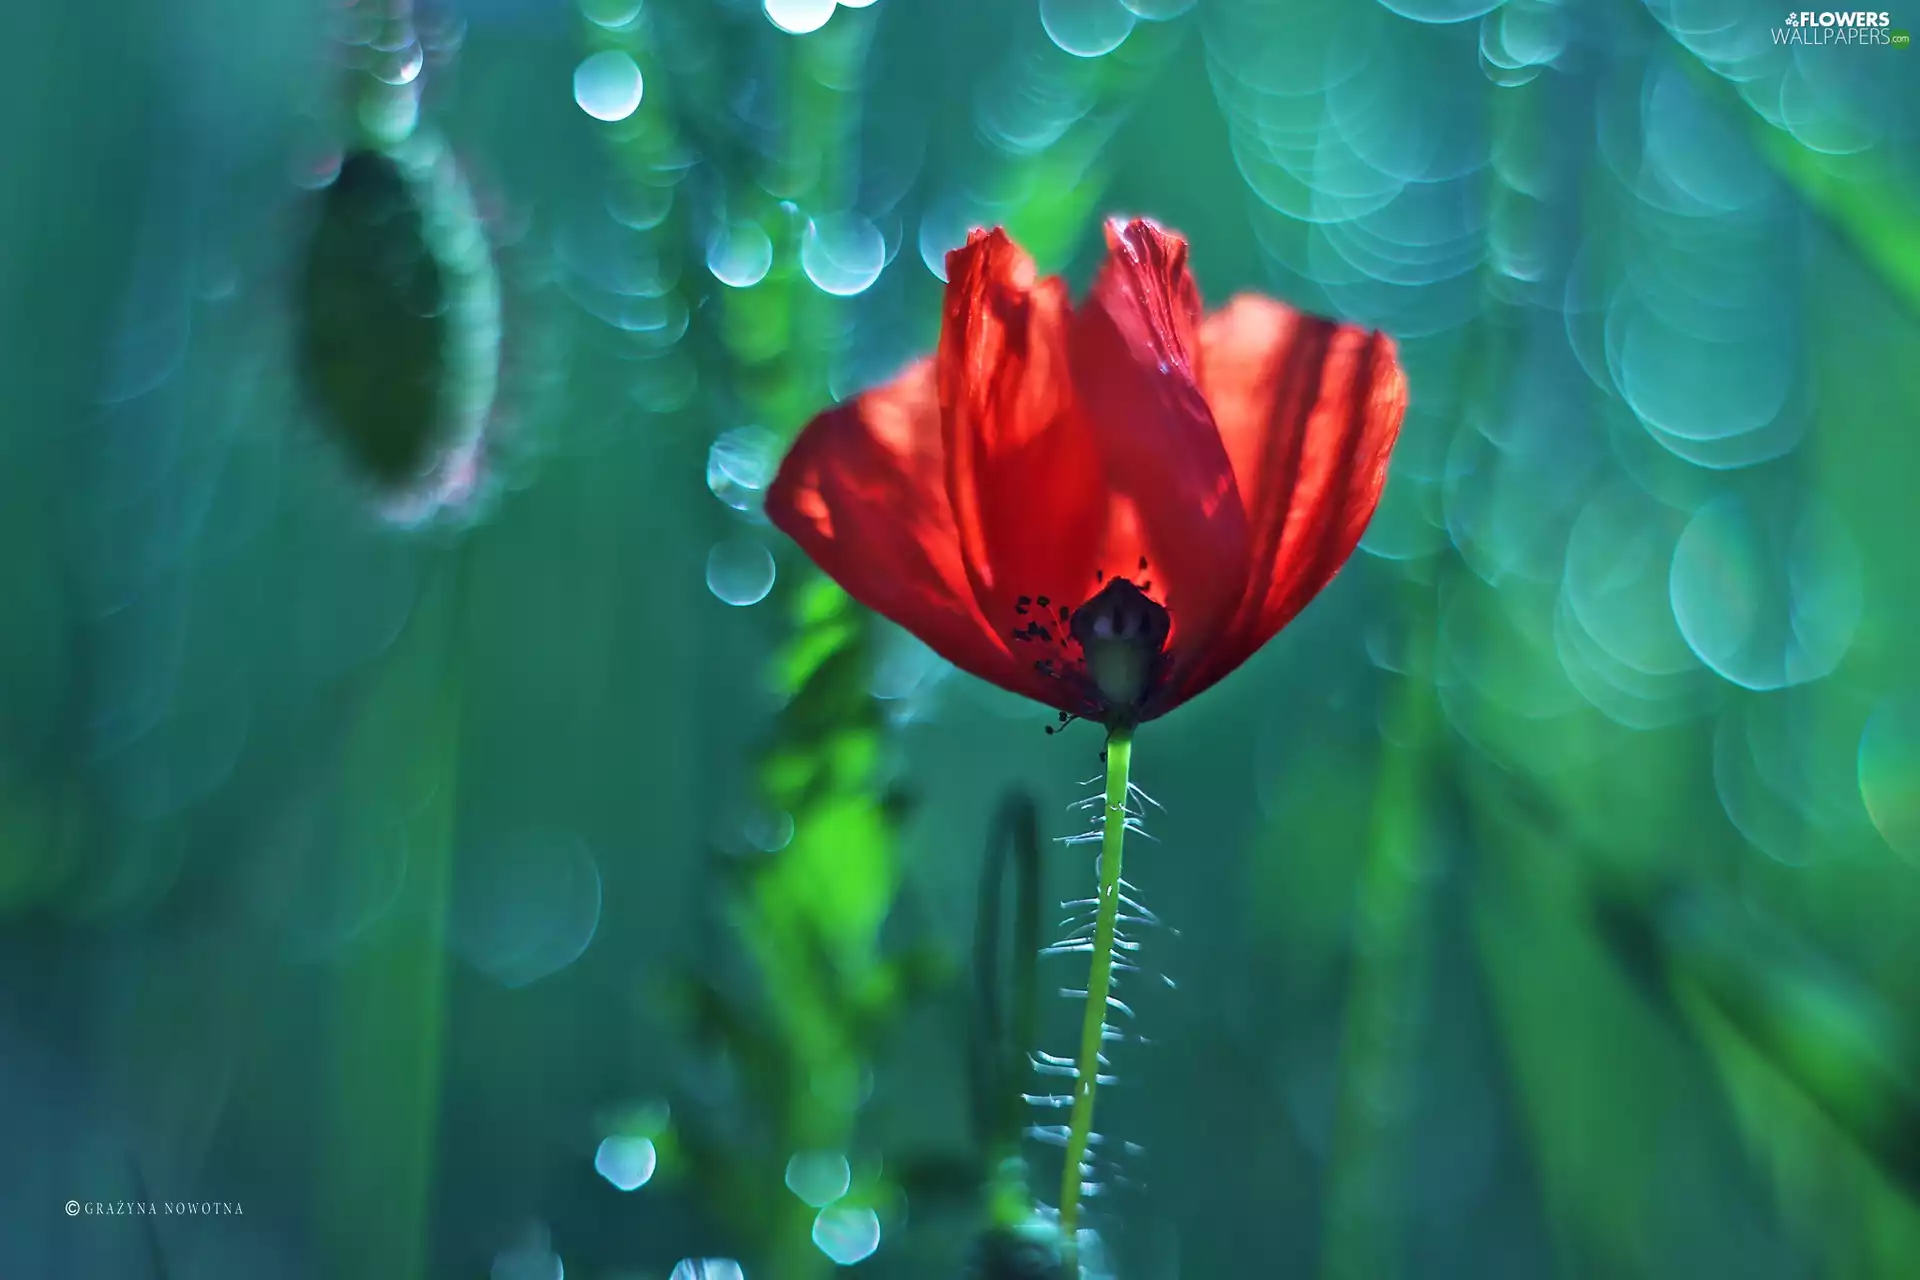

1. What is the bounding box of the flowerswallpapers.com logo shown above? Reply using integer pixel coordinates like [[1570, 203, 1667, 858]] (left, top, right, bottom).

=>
[[1774, 10, 1908, 43]]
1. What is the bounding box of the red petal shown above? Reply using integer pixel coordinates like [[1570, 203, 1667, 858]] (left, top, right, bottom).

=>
[[1070, 219, 1250, 662], [1167, 294, 1407, 704], [939, 229, 1104, 625], [764, 360, 1068, 708]]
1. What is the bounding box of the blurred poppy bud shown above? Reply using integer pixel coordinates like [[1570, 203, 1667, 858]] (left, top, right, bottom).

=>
[[968, 1220, 1071, 1280], [295, 139, 501, 519], [296, 149, 454, 489]]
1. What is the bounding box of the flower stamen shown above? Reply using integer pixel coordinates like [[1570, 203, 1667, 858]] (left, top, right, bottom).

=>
[[1009, 576, 1172, 729]]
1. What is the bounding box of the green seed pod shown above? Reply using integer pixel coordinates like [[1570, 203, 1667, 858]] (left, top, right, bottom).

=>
[[297, 149, 449, 488], [294, 135, 500, 514]]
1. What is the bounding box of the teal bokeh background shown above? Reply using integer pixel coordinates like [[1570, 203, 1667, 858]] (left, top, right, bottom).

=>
[[3, 0, 1920, 1277]]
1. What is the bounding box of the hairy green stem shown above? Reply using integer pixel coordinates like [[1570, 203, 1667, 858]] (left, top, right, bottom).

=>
[[1058, 727, 1133, 1251]]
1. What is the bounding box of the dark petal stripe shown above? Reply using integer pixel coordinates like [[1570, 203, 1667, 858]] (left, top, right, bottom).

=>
[[1289, 330, 1383, 607], [1239, 314, 1337, 620]]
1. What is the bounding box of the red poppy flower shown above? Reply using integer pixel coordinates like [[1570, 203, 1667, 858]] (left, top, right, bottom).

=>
[[765, 217, 1408, 729]]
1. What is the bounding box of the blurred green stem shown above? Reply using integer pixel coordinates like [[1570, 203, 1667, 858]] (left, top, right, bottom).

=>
[[1058, 728, 1133, 1252], [976, 794, 1043, 1182]]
